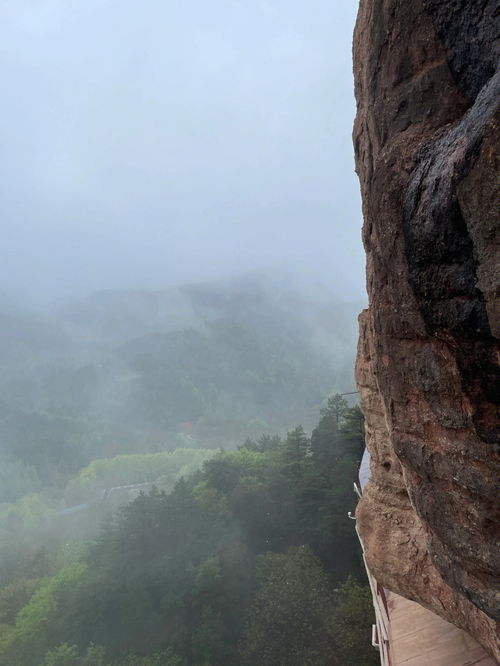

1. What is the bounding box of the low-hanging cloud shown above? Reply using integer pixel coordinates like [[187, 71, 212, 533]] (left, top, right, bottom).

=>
[[0, 0, 364, 305]]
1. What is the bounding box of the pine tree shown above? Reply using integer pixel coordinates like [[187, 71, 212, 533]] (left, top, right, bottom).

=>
[[282, 426, 310, 478], [311, 393, 348, 466]]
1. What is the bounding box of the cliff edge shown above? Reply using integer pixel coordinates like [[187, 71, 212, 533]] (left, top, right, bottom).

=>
[[353, 1, 499, 660]]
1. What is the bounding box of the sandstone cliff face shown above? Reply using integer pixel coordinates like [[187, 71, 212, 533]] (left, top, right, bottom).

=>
[[353, 1, 499, 660]]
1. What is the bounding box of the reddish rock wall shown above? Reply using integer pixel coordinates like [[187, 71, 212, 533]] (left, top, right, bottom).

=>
[[353, 1, 499, 660]]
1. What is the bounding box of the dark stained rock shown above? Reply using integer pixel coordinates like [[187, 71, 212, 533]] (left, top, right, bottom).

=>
[[353, 0, 499, 659]]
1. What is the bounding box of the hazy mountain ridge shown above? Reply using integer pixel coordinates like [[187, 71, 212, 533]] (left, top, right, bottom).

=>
[[0, 274, 361, 487]]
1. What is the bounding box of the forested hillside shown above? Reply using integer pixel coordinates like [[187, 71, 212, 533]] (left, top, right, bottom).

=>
[[0, 0, 376, 661], [0, 396, 377, 666], [0, 275, 373, 665]]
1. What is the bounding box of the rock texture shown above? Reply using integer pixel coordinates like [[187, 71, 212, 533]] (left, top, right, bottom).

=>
[[353, 1, 499, 660]]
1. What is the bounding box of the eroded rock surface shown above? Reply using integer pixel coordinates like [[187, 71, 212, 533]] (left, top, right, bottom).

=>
[[353, 1, 499, 659]]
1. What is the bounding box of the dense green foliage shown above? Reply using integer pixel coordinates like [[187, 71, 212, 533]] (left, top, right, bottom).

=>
[[0, 398, 378, 666], [0, 450, 214, 593], [65, 449, 215, 504], [0, 280, 373, 664]]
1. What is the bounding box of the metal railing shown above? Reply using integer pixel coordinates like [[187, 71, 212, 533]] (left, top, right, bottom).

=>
[[352, 450, 392, 666]]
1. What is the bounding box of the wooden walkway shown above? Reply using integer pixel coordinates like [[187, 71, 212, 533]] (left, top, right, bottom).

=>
[[387, 592, 496, 666]]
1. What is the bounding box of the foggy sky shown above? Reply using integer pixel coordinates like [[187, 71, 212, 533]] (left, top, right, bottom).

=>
[[0, 0, 364, 305]]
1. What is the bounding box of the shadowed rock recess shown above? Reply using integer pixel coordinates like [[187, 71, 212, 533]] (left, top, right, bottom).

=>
[[353, 0, 499, 660]]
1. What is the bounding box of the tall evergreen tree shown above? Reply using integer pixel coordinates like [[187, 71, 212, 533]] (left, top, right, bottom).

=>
[[282, 426, 310, 478], [339, 404, 365, 459], [311, 393, 348, 465]]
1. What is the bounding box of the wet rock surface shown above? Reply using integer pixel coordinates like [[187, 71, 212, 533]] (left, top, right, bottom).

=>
[[353, 0, 499, 659]]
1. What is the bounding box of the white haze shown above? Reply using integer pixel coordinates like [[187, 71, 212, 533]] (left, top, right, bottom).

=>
[[0, 0, 364, 306]]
